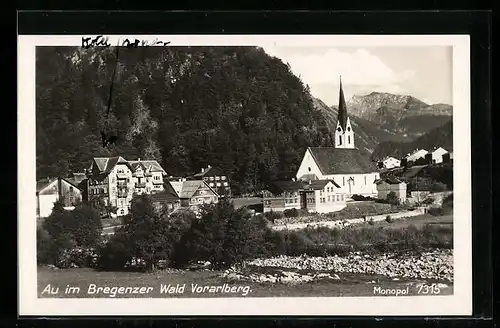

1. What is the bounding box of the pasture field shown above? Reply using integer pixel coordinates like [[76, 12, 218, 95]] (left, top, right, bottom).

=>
[[37, 266, 453, 298]]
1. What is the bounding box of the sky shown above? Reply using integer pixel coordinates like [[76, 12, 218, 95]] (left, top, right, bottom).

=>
[[261, 46, 453, 107]]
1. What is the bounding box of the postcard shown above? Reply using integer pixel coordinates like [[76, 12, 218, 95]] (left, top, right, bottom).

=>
[[18, 34, 471, 316]]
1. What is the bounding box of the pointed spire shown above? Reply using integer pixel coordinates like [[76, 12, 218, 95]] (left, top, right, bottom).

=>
[[338, 76, 348, 132]]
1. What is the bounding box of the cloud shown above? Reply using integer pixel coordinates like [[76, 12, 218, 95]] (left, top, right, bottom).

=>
[[262, 47, 416, 103]]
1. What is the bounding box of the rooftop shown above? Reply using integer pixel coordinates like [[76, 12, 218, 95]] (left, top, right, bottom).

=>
[[308, 147, 377, 175]]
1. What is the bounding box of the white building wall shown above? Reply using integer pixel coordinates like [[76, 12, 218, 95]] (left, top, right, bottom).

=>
[[296, 149, 323, 181], [38, 194, 59, 218], [324, 173, 379, 197], [432, 148, 448, 164], [383, 157, 401, 169], [377, 183, 407, 202]]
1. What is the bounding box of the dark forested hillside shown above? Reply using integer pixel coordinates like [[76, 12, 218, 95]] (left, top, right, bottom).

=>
[[36, 46, 333, 193], [370, 120, 453, 161]]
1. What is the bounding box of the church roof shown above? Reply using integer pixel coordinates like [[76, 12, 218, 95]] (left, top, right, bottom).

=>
[[308, 147, 378, 175], [337, 78, 348, 132]]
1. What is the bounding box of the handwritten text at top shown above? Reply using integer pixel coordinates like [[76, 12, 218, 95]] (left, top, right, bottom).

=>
[[81, 36, 171, 49]]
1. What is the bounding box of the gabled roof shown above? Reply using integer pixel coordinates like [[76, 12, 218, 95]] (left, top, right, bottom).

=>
[[36, 178, 58, 193], [308, 147, 377, 175], [92, 156, 130, 174], [169, 180, 219, 199], [192, 165, 225, 178], [304, 179, 341, 190], [128, 160, 167, 174], [60, 177, 83, 191], [375, 176, 405, 185], [266, 181, 304, 194], [149, 191, 180, 203], [381, 156, 400, 162]]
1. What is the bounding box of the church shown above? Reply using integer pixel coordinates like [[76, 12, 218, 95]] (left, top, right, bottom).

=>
[[296, 78, 380, 198]]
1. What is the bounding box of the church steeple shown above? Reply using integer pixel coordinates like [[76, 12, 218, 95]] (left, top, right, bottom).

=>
[[338, 76, 348, 132], [334, 76, 355, 149]]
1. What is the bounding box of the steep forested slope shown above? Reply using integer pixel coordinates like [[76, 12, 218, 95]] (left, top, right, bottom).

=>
[[370, 120, 453, 161], [36, 46, 333, 193]]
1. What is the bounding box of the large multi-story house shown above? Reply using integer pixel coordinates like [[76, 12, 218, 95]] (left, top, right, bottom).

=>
[[190, 165, 232, 197], [86, 156, 167, 216]]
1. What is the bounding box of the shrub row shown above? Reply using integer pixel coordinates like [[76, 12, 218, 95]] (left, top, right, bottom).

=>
[[262, 224, 453, 257], [38, 195, 453, 272]]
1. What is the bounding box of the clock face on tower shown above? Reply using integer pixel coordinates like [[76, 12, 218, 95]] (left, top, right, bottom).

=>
[[337, 127, 341, 132]]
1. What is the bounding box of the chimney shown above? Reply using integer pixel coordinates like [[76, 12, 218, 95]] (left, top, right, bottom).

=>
[[207, 165, 211, 169], [182, 178, 186, 182], [178, 178, 182, 182], [292, 178, 296, 182], [138, 158, 141, 161], [201, 168, 205, 173]]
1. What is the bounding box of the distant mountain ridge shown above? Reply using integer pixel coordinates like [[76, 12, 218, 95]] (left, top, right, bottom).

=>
[[345, 92, 453, 139], [312, 97, 405, 154]]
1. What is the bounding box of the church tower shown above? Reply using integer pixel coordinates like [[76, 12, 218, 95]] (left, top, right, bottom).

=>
[[334, 77, 355, 149]]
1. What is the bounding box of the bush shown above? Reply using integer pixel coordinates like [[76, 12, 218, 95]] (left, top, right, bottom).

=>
[[431, 181, 448, 192], [386, 192, 400, 205], [171, 199, 269, 270], [264, 211, 283, 223], [283, 208, 299, 218], [37, 227, 58, 265], [368, 218, 375, 225], [385, 215, 393, 223], [263, 223, 453, 257], [39, 202, 103, 267], [56, 247, 99, 269], [427, 207, 445, 216], [96, 228, 134, 271], [422, 197, 435, 205]]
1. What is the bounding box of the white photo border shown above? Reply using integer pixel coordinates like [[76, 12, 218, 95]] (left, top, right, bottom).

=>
[[18, 34, 471, 316]]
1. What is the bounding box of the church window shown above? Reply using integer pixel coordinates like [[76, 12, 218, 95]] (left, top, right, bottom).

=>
[[352, 177, 355, 186], [339, 136, 342, 145], [308, 167, 311, 172], [343, 177, 345, 186], [348, 135, 351, 144], [337, 127, 341, 132], [347, 127, 351, 132], [364, 176, 367, 185]]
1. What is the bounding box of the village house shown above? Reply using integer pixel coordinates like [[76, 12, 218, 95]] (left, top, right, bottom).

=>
[[296, 79, 380, 198], [150, 190, 182, 214], [36, 177, 83, 218], [404, 149, 429, 164], [377, 156, 401, 170], [425, 147, 449, 164], [86, 156, 168, 216], [375, 176, 407, 203], [442, 151, 453, 164], [190, 165, 231, 197], [263, 179, 346, 214], [300, 179, 347, 213], [166, 179, 219, 213], [263, 180, 303, 213]]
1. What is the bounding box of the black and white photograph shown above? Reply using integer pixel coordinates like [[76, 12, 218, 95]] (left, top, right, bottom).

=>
[[18, 35, 471, 316]]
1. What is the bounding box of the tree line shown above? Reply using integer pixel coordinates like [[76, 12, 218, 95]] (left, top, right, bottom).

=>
[[36, 46, 333, 193]]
